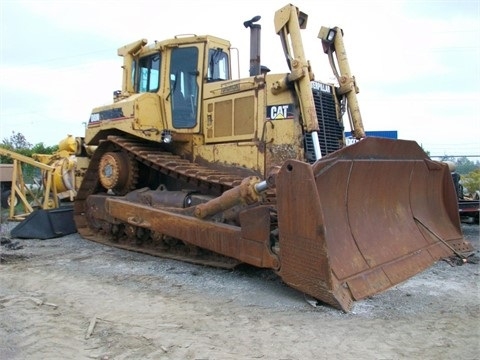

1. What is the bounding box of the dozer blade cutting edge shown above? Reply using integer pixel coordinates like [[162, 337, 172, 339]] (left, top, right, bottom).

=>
[[275, 137, 473, 311]]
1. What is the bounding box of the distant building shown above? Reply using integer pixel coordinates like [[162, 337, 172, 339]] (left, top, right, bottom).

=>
[[344, 130, 398, 145]]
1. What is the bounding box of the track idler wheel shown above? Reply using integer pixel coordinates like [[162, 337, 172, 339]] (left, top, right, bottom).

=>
[[98, 151, 138, 195]]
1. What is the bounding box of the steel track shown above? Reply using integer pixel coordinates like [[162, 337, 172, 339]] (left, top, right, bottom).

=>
[[73, 135, 251, 267]]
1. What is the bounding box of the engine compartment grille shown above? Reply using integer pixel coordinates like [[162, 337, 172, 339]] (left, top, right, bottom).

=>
[[304, 83, 344, 163]]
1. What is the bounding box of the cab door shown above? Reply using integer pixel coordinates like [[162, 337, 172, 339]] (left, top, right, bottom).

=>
[[169, 46, 200, 129]]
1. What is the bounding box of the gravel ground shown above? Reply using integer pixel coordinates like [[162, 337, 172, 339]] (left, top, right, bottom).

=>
[[0, 218, 478, 359]]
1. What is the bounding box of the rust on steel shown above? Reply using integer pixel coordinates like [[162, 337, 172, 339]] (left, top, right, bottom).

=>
[[194, 177, 264, 219], [275, 137, 472, 311], [73, 135, 277, 269], [74, 135, 473, 311]]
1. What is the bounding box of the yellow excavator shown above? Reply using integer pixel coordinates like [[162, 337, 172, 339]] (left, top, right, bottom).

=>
[[52, 4, 472, 311]]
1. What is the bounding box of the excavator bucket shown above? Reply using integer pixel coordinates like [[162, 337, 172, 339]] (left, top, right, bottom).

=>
[[276, 137, 473, 311]]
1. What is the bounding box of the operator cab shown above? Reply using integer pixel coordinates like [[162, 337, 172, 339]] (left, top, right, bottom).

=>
[[117, 35, 232, 131]]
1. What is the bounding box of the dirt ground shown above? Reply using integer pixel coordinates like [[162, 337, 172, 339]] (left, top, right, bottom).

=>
[[0, 219, 478, 360]]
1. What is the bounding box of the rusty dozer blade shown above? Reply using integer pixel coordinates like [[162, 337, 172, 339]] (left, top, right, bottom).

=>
[[275, 137, 473, 311]]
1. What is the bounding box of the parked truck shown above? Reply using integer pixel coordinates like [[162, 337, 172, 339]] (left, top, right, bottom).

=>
[[445, 161, 480, 223]]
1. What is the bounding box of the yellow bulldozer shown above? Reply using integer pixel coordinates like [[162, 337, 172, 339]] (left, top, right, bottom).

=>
[[40, 4, 471, 311]]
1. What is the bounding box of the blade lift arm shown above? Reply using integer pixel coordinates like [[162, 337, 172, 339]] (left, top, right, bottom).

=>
[[273, 4, 322, 160], [318, 27, 365, 139]]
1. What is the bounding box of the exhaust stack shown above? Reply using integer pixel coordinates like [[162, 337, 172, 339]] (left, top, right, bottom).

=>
[[244, 15, 262, 76]]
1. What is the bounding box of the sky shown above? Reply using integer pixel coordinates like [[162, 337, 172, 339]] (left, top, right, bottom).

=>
[[0, 0, 479, 158]]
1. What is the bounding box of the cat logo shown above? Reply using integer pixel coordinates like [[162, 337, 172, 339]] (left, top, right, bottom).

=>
[[266, 104, 294, 120]]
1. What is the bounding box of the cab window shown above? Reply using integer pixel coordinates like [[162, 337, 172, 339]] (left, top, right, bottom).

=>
[[207, 48, 229, 82], [136, 53, 161, 92]]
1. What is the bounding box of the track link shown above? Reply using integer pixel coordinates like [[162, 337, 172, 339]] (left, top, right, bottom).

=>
[[73, 135, 250, 267]]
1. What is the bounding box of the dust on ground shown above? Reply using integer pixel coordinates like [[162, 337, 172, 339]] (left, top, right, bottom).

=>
[[0, 220, 479, 360]]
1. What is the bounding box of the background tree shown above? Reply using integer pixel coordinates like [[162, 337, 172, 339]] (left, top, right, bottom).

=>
[[1, 131, 32, 162], [455, 157, 478, 175], [31, 142, 59, 156], [439, 155, 479, 175], [0, 132, 58, 183], [461, 169, 480, 196], [1, 131, 58, 163]]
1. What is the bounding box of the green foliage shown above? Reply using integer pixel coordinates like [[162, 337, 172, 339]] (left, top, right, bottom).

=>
[[0, 132, 58, 183], [2, 131, 32, 150], [1, 132, 58, 164], [31, 142, 59, 155], [455, 157, 478, 175], [1, 132, 31, 163], [440, 155, 480, 175], [461, 169, 480, 195]]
